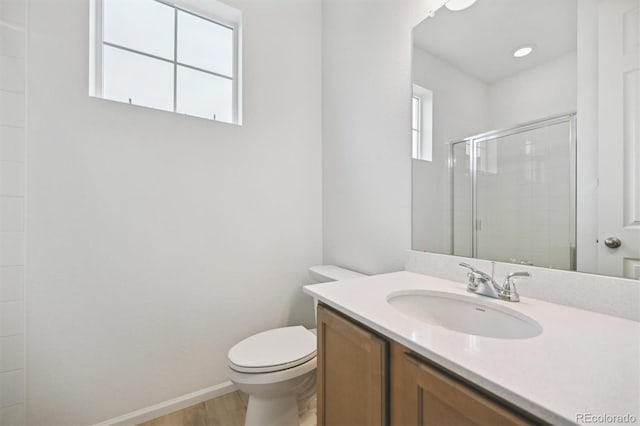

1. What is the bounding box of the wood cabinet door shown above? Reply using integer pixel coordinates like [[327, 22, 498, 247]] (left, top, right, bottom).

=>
[[317, 303, 388, 426], [394, 348, 533, 426]]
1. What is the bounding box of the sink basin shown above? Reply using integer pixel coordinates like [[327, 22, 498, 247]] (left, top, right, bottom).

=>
[[387, 290, 542, 339]]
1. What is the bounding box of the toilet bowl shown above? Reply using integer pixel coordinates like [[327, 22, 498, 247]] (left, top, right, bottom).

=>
[[227, 265, 365, 426]]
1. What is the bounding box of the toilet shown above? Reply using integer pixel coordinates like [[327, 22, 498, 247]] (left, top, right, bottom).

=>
[[227, 265, 365, 426]]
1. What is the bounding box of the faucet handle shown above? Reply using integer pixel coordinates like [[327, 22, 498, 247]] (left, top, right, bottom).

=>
[[459, 262, 478, 273], [459, 263, 480, 291], [499, 271, 531, 302]]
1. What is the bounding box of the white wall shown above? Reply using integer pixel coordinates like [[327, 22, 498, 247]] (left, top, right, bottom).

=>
[[0, 0, 27, 423], [489, 51, 577, 129], [26, 0, 322, 424], [576, 0, 599, 274], [411, 47, 489, 254], [322, 0, 442, 275]]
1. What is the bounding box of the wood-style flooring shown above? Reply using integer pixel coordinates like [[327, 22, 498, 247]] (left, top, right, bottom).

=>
[[139, 391, 317, 426]]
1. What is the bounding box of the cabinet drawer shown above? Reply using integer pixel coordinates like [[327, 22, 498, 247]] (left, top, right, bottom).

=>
[[396, 350, 534, 426]]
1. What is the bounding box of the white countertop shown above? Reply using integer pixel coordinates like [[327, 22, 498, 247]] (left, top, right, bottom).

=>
[[303, 271, 640, 426]]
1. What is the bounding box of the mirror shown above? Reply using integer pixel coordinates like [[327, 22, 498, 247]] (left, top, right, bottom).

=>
[[411, 0, 640, 280]]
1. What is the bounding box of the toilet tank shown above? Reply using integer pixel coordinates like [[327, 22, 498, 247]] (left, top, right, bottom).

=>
[[308, 265, 365, 326], [309, 265, 366, 283]]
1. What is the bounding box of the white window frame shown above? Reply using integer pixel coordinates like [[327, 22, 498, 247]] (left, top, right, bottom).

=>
[[412, 84, 433, 162], [412, 94, 422, 159], [89, 0, 242, 125]]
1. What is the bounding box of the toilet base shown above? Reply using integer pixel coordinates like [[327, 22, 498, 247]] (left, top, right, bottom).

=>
[[245, 394, 298, 426], [228, 342, 317, 426]]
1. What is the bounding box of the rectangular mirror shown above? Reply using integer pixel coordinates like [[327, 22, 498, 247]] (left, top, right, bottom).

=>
[[411, 0, 640, 280]]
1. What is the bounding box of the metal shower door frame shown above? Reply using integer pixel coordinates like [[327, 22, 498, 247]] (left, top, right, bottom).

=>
[[449, 112, 577, 270]]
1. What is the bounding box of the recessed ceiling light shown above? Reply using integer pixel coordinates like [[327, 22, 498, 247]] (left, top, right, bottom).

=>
[[513, 46, 533, 58], [445, 0, 477, 11]]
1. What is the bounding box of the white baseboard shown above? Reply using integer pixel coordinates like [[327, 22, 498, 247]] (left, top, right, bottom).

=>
[[93, 381, 238, 426]]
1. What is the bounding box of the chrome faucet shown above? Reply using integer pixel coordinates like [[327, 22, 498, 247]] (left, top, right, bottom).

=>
[[459, 262, 530, 302]]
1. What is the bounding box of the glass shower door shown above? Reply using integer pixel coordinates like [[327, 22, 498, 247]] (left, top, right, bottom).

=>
[[474, 120, 574, 270]]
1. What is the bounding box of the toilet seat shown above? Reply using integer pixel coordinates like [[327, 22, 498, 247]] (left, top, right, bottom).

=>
[[228, 326, 316, 373]]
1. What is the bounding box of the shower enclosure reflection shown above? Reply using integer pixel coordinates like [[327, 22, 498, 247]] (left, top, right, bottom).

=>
[[450, 114, 575, 271], [411, 0, 640, 280]]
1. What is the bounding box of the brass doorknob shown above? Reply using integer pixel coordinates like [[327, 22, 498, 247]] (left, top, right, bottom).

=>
[[604, 237, 622, 249]]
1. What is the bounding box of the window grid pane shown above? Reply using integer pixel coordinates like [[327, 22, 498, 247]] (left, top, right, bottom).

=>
[[176, 66, 233, 122], [177, 10, 234, 77], [102, 45, 174, 112], [101, 0, 236, 123], [103, 0, 175, 60]]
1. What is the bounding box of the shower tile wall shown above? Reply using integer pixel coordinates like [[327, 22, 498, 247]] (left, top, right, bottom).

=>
[[0, 0, 26, 423]]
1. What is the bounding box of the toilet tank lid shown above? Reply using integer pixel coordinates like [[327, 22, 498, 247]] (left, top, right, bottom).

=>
[[309, 265, 365, 282]]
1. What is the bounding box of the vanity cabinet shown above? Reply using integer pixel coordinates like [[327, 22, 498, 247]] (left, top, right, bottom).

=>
[[316, 303, 388, 426], [317, 303, 536, 426]]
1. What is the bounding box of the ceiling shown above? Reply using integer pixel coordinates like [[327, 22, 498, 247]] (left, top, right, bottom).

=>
[[413, 0, 577, 83]]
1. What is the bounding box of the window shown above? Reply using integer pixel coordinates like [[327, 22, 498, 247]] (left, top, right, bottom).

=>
[[412, 95, 422, 159], [90, 0, 241, 124], [412, 85, 433, 161]]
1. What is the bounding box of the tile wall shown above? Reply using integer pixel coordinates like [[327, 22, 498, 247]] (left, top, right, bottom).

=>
[[0, 0, 26, 423]]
